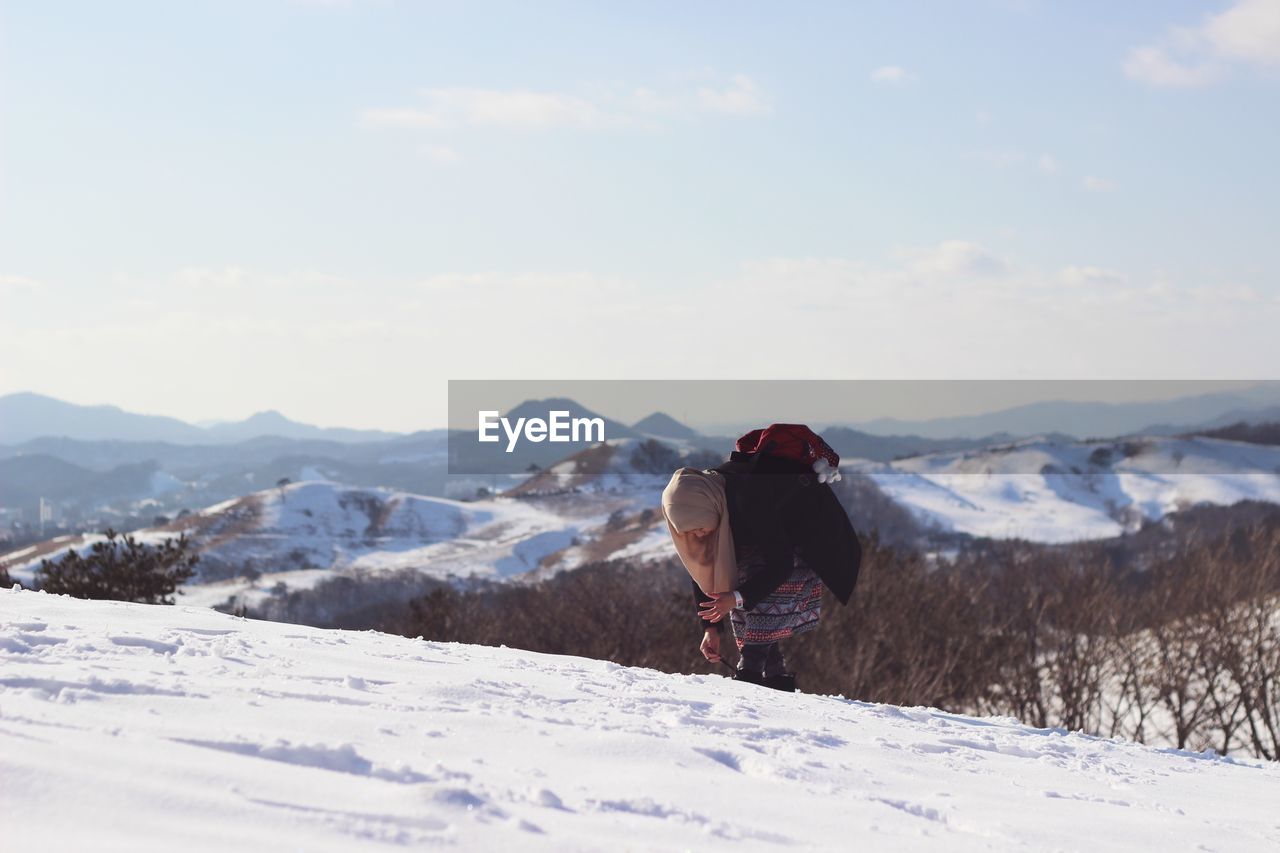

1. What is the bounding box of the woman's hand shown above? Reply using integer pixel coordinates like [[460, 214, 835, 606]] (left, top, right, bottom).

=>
[[698, 592, 737, 623], [699, 629, 721, 663]]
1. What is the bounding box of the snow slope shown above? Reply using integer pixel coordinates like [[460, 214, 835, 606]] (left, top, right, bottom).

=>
[[0, 481, 585, 609], [4, 589, 1279, 852], [855, 436, 1280, 542]]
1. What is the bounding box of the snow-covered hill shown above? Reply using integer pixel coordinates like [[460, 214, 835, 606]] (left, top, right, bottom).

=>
[[3, 590, 1278, 851], [855, 435, 1280, 542], [0, 481, 591, 611], [510, 437, 686, 495]]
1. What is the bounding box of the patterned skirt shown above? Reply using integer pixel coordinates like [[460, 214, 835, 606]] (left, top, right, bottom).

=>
[[729, 547, 823, 650]]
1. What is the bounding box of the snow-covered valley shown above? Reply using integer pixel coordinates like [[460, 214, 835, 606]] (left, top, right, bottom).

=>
[[4, 589, 1279, 851], [5, 434, 1280, 622]]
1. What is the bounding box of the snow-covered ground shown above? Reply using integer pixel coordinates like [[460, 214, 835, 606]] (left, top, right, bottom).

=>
[[855, 435, 1280, 542], [4, 589, 1279, 852]]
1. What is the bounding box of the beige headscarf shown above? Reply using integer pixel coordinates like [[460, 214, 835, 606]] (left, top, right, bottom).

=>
[[660, 467, 737, 596]]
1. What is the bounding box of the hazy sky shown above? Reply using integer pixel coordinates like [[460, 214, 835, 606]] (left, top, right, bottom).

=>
[[445, 380, 1280, 436], [3, 1, 1278, 431]]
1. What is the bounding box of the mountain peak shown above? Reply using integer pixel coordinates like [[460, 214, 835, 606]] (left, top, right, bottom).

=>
[[632, 411, 699, 440], [501, 398, 638, 439], [241, 410, 294, 425]]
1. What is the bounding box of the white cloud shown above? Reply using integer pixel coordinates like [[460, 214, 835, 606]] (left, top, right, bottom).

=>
[[173, 267, 353, 291], [697, 74, 771, 115], [359, 107, 449, 130], [719, 250, 1280, 379], [1187, 282, 1265, 303], [365, 88, 609, 131], [969, 148, 1027, 168], [973, 150, 1110, 186], [1060, 266, 1127, 286], [362, 74, 771, 135], [0, 274, 43, 293], [896, 240, 1010, 277], [6, 254, 1278, 429], [1126, 0, 1280, 87], [418, 144, 461, 166], [970, 150, 1067, 179], [416, 271, 628, 298], [870, 66, 912, 84], [1123, 45, 1222, 88], [1205, 0, 1280, 65]]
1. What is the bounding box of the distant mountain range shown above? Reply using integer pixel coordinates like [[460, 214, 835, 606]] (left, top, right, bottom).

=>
[[0, 392, 401, 446], [820, 427, 1058, 461], [8, 386, 1280, 449], [6, 388, 1280, 531], [847, 384, 1280, 440]]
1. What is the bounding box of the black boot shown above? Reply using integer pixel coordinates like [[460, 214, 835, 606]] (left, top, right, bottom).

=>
[[762, 673, 796, 692], [736, 643, 794, 688]]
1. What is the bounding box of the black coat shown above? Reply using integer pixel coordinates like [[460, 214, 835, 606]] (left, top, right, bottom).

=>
[[693, 451, 862, 630]]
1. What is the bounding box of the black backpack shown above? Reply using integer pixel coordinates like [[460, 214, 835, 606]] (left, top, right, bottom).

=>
[[713, 446, 862, 603]]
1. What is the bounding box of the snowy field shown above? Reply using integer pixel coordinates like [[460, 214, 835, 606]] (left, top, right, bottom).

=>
[[857, 436, 1280, 542], [4, 589, 1279, 852]]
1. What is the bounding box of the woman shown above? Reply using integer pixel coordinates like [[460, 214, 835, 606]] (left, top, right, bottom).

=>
[[661, 451, 861, 691]]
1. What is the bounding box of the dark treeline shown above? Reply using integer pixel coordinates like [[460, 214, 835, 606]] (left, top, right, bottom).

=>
[[1193, 420, 1280, 446], [387, 517, 1280, 761]]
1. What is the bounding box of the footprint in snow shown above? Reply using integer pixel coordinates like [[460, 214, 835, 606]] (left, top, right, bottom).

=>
[[174, 738, 431, 784], [109, 636, 181, 655], [693, 747, 742, 772]]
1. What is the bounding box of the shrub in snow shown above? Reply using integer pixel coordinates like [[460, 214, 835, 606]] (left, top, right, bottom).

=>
[[36, 529, 198, 605], [629, 439, 680, 475]]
